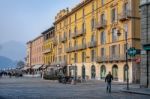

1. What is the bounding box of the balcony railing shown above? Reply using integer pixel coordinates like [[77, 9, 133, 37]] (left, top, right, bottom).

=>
[[88, 41, 97, 48], [95, 20, 107, 30], [66, 47, 74, 53], [109, 54, 132, 62], [52, 37, 58, 45], [71, 29, 86, 39], [77, 43, 87, 50], [118, 10, 132, 22], [43, 48, 51, 54], [96, 56, 109, 63], [60, 35, 67, 43]]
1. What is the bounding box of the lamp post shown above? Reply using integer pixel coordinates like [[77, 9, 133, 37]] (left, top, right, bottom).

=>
[[117, 29, 129, 90]]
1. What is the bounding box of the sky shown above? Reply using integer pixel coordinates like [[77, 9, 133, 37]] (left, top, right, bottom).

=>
[[0, 0, 81, 43]]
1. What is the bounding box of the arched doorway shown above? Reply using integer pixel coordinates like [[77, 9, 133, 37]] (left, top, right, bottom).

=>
[[91, 65, 96, 79], [112, 65, 118, 81], [124, 64, 129, 82], [82, 65, 86, 79], [100, 65, 106, 79]]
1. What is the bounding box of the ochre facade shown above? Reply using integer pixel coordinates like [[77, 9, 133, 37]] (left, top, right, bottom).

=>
[[54, 0, 141, 82]]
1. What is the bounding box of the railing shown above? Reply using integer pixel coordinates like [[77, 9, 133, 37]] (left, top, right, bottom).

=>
[[60, 35, 67, 42], [71, 29, 86, 39], [77, 43, 87, 50], [66, 47, 74, 53], [118, 10, 132, 21], [96, 56, 109, 63], [43, 48, 51, 54], [95, 20, 107, 29], [109, 54, 132, 62], [88, 41, 97, 48]]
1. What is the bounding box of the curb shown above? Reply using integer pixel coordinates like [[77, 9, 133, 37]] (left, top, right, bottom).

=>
[[121, 89, 150, 96]]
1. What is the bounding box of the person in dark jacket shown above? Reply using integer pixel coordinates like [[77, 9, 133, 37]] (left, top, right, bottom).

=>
[[105, 72, 113, 93]]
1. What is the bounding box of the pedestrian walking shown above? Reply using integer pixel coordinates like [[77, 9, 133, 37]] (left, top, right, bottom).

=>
[[105, 72, 113, 93]]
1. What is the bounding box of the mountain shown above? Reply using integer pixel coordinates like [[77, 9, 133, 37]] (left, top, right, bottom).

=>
[[0, 41, 26, 61], [0, 56, 17, 68]]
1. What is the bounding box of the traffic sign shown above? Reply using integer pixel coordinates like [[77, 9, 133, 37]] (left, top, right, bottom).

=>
[[143, 44, 150, 51], [128, 47, 136, 57]]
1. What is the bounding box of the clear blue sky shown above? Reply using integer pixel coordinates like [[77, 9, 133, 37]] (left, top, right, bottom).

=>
[[0, 0, 80, 43]]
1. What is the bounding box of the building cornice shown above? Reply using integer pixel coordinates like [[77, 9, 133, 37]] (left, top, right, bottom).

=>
[[54, 0, 92, 25]]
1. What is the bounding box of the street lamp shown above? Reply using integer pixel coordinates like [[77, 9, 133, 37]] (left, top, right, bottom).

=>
[[117, 29, 129, 90]]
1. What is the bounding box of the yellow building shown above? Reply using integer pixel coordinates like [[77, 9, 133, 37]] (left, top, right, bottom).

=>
[[53, 0, 141, 83], [42, 27, 56, 67], [54, 0, 140, 82]]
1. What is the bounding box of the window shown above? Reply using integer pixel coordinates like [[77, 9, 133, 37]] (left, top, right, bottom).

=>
[[92, 2, 94, 12], [91, 18, 95, 31], [74, 53, 78, 63], [111, 45, 117, 57], [75, 13, 77, 22], [101, 48, 105, 57], [82, 38, 86, 44], [82, 22, 86, 33], [74, 26, 77, 33], [83, 8, 85, 17], [101, 31, 106, 44], [91, 49, 95, 62], [124, 24, 128, 40], [91, 35, 95, 41], [111, 8, 117, 23], [123, 3, 128, 13], [69, 29, 71, 39], [101, 0, 105, 6], [112, 28, 118, 42], [82, 52, 86, 62], [101, 14, 105, 24]]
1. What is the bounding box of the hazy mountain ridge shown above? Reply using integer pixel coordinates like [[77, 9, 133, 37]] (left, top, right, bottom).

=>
[[0, 40, 26, 61], [0, 56, 17, 68]]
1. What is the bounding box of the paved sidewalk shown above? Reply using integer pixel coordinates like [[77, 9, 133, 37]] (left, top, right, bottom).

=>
[[122, 87, 150, 96]]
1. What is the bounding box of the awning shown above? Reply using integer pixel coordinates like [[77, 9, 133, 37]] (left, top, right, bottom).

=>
[[32, 65, 43, 69], [21, 66, 31, 70]]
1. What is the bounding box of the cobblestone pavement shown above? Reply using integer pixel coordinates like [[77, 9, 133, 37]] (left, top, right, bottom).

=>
[[0, 77, 149, 99]]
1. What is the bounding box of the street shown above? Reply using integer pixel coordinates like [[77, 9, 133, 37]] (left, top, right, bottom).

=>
[[0, 77, 149, 99]]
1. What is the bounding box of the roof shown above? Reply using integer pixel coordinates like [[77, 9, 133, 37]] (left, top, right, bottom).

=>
[[41, 26, 55, 35]]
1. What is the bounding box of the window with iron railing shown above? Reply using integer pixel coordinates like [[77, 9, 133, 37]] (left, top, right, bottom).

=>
[[111, 8, 117, 23], [101, 0, 105, 6], [112, 28, 118, 42], [82, 52, 86, 62], [91, 18, 95, 31], [101, 31, 106, 44], [91, 49, 95, 62]]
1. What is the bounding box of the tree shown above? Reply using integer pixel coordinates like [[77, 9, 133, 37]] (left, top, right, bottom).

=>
[[16, 60, 25, 69]]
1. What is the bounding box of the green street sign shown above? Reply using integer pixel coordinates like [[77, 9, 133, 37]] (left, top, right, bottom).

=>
[[128, 47, 136, 57], [143, 44, 150, 51]]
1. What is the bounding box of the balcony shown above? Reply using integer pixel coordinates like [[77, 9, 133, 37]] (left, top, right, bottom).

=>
[[88, 41, 97, 48], [109, 54, 132, 62], [95, 20, 107, 30], [43, 48, 51, 54], [60, 35, 67, 43], [71, 29, 86, 39], [66, 47, 74, 53], [96, 56, 109, 63], [77, 43, 87, 50], [119, 10, 132, 22], [52, 37, 58, 46]]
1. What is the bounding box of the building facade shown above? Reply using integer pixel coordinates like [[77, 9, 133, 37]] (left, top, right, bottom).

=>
[[30, 35, 44, 67], [42, 27, 56, 67], [54, 0, 141, 82], [26, 41, 32, 67], [140, 0, 150, 88]]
